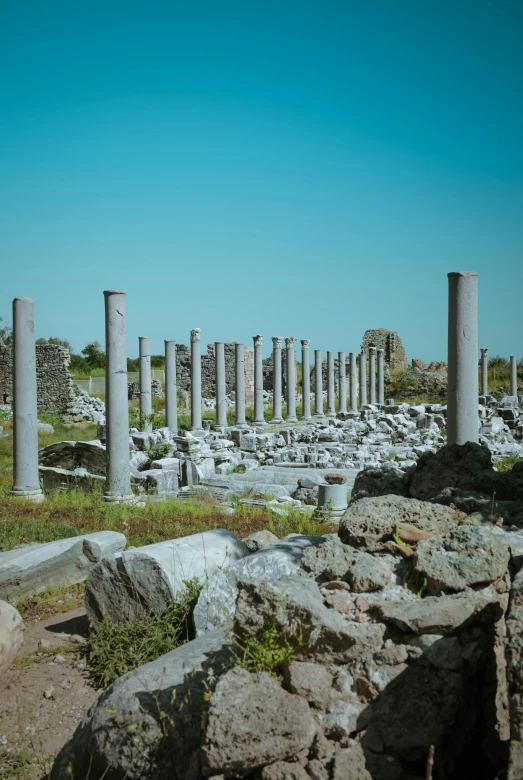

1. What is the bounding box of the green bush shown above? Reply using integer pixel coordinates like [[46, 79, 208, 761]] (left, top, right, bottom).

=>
[[234, 619, 305, 675], [146, 442, 172, 461]]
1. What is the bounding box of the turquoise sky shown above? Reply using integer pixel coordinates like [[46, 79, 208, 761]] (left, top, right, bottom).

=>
[[1, 0, 521, 361]]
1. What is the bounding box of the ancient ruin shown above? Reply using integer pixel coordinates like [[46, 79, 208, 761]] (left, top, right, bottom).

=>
[[361, 328, 407, 370]]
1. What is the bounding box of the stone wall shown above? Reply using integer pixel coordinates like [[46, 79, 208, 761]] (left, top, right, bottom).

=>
[[174, 343, 254, 405], [0, 344, 75, 413], [361, 328, 407, 370]]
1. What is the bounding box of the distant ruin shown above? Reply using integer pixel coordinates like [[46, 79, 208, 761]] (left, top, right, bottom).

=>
[[361, 328, 407, 370]]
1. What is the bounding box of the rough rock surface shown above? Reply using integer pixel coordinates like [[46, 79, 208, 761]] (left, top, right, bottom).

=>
[[0, 599, 24, 676], [506, 568, 523, 778]]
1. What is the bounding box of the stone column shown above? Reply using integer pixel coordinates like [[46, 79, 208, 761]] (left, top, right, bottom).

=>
[[235, 343, 248, 428], [301, 340, 312, 421], [285, 337, 298, 422], [447, 271, 479, 445], [338, 351, 347, 414], [510, 356, 518, 397], [480, 348, 489, 397], [164, 340, 178, 435], [359, 352, 367, 405], [190, 328, 203, 432], [270, 337, 283, 423], [139, 336, 152, 432], [326, 351, 336, 418], [368, 347, 376, 404], [377, 348, 385, 405], [103, 290, 133, 504], [253, 335, 265, 426], [215, 342, 227, 431], [10, 297, 43, 502], [349, 352, 358, 410], [314, 349, 323, 417]]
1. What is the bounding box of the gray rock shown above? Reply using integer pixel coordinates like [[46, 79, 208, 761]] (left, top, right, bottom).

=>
[[51, 630, 235, 780], [331, 743, 372, 780], [0, 600, 24, 675], [283, 661, 333, 706], [243, 529, 279, 553], [316, 698, 369, 739], [261, 762, 310, 780], [300, 535, 357, 582], [37, 421, 54, 434], [351, 467, 407, 502], [506, 568, 523, 778], [414, 526, 510, 595], [348, 553, 392, 592], [201, 667, 315, 775]]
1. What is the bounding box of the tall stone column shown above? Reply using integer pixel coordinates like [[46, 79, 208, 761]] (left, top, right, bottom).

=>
[[270, 337, 283, 423], [285, 337, 298, 422], [447, 271, 479, 445], [253, 335, 265, 426], [377, 349, 385, 405], [326, 351, 336, 418], [190, 328, 203, 432], [368, 347, 376, 404], [215, 342, 227, 431], [301, 340, 312, 421], [480, 348, 489, 397], [349, 352, 358, 410], [235, 343, 248, 428], [359, 352, 367, 405], [510, 356, 518, 397], [314, 349, 323, 417], [10, 297, 43, 502], [103, 290, 133, 504], [164, 340, 178, 435], [139, 336, 152, 432], [338, 351, 347, 413]]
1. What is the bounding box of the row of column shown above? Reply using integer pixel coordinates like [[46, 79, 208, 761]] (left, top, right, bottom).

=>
[[480, 348, 518, 398]]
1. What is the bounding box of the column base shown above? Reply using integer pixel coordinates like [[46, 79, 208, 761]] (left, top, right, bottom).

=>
[[215, 425, 228, 433], [10, 487, 44, 503], [103, 491, 138, 505], [234, 422, 250, 429], [300, 415, 313, 422], [269, 417, 284, 424], [253, 419, 267, 427], [325, 412, 336, 419], [285, 416, 298, 423]]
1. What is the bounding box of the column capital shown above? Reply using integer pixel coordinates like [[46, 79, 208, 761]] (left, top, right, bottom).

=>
[[368, 346, 377, 355], [272, 336, 283, 348], [377, 348, 384, 356], [285, 337, 297, 347], [300, 339, 310, 348], [480, 348, 489, 357], [253, 334, 263, 346], [190, 328, 201, 343]]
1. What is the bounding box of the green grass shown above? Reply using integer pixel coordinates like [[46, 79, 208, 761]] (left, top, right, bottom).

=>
[[15, 582, 85, 620], [494, 454, 523, 473], [234, 619, 305, 675]]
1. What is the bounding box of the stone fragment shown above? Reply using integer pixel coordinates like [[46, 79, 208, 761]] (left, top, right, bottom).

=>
[[316, 698, 369, 739], [395, 521, 432, 543], [0, 600, 23, 675], [331, 743, 372, 780], [261, 762, 310, 780], [351, 467, 407, 502], [201, 667, 315, 775], [506, 568, 523, 778], [283, 661, 333, 706], [243, 529, 279, 553], [347, 553, 391, 592]]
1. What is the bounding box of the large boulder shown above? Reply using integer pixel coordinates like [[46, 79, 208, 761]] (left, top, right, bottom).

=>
[[351, 464, 407, 502], [300, 535, 392, 591], [50, 630, 236, 780], [0, 531, 126, 602], [506, 569, 523, 779], [0, 600, 23, 675], [85, 529, 250, 627]]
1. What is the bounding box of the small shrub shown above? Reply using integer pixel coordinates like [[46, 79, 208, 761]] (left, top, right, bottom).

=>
[[403, 567, 428, 597], [146, 442, 172, 461], [234, 619, 305, 675], [86, 579, 201, 687], [234, 464, 247, 474]]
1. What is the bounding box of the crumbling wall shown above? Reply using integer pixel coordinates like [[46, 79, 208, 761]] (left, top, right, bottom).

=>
[[0, 344, 75, 413], [361, 328, 407, 369]]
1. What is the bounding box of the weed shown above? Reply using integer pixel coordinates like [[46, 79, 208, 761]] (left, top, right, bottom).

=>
[[146, 442, 172, 461], [15, 582, 85, 621], [234, 619, 305, 675], [403, 567, 428, 597], [494, 454, 523, 473]]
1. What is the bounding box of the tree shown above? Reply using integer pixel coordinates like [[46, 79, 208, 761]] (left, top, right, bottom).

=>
[[81, 341, 106, 370], [0, 316, 12, 346], [35, 336, 73, 352]]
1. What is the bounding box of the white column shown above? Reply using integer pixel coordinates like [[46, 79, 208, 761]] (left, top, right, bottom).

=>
[[349, 352, 358, 410], [103, 290, 133, 504], [235, 343, 248, 428], [480, 348, 488, 397], [190, 328, 203, 432], [447, 271, 479, 445], [253, 335, 265, 425], [359, 352, 367, 405], [215, 342, 227, 431], [270, 337, 283, 423], [139, 336, 152, 432], [368, 347, 376, 404], [326, 351, 336, 418], [314, 349, 323, 417], [10, 297, 43, 502], [377, 348, 385, 405], [285, 337, 298, 422], [510, 356, 518, 397], [301, 340, 312, 421], [338, 351, 347, 413], [165, 340, 178, 435]]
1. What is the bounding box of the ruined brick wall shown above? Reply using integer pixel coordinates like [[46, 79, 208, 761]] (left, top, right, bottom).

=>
[[0, 344, 75, 413], [174, 343, 254, 405], [361, 329, 407, 370]]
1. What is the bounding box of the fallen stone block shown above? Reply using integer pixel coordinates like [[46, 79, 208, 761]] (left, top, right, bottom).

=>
[[0, 531, 126, 602], [0, 600, 24, 675]]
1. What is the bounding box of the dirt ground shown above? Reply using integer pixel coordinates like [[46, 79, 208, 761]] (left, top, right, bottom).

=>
[[0, 608, 102, 779]]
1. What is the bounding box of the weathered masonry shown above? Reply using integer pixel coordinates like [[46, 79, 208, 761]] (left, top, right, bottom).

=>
[[0, 344, 75, 413], [361, 328, 407, 370]]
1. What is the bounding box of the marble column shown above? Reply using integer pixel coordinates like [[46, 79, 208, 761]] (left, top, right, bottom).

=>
[[447, 271, 479, 445], [510, 355, 518, 397], [338, 351, 347, 414], [480, 348, 489, 397], [164, 340, 178, 435], [253, 335, 265, 426], [314, 349, 323, 417], [270, 337, 283, 423], [368, 347, 376, 405], [10, 297, 44, 502], [301, 339, 312, 421], [349, 352, 358, 410], [285, 337, 298, 422], [139, 336, 152, 432], [215, 342, 227, 431], [190, 328, 203, 432], [326, 351, 336, 418], [235, 342, 248, 428], [359, 352, 367, 405], [377, 348, 385, 405], [103, 290, 134, 504]]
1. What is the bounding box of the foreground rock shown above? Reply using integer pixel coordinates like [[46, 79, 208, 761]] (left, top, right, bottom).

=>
[[0, 531, 126, 602], [0, 600, 24, 675], [85, 529, 249, 626]]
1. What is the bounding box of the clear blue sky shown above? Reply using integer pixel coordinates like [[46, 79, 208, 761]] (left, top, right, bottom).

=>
[[1, 0, 521, 361]]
